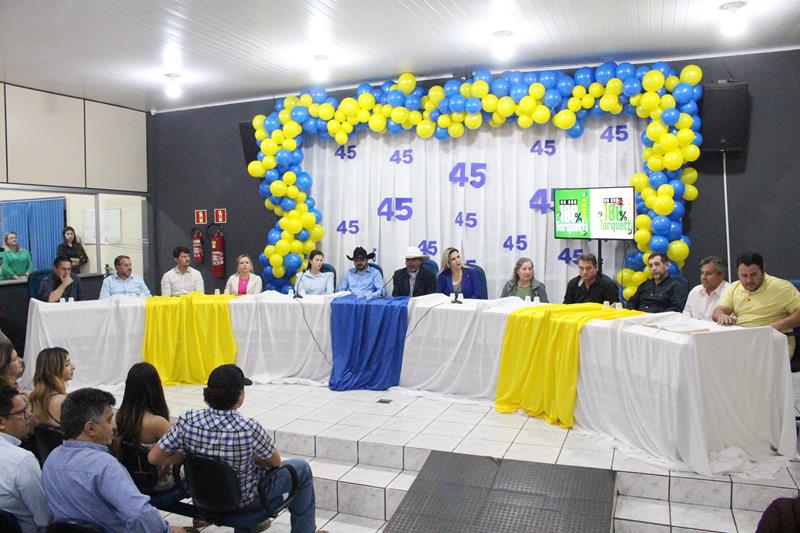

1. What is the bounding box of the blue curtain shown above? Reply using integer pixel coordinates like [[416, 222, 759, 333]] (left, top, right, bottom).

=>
[[0, 198, 65, 271]]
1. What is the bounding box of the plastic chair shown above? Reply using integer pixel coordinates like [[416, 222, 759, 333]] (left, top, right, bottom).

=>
[[368, 263, 383, 276], [422, 259, 439, 275], [117, 441, 191, 512], [33, 424, 64, 466], [27, 270, 50, 300], [183, 453, 298, 530], [0, 509, 22, 533], [321, 263, 337, 288], [466, 264, 488, 299], [46, 523, 104, 533]]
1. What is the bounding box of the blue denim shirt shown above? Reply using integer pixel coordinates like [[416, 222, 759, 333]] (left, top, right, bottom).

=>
[[42, 441, 169, 533], [99, 273, 152, 298], [338, 266, 384, 297]]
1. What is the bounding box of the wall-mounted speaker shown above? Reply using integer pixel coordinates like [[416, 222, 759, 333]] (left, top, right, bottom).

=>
[[700, 81, 750, 152], [238, 121, 260, 167]]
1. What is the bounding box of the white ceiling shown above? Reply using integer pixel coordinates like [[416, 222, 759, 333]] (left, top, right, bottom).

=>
[[1, 0, 798, 113]]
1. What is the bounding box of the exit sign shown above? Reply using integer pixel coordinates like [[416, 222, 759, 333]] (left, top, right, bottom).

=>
[[214, 208, 227, 224]]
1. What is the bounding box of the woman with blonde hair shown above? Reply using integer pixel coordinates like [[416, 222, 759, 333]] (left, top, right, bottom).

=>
[[224, 254, 263, 295], [29, 347, 75, 427], [0, 231, 33, 280], [436, 247, 485, 299], [500, 257, 548, 301]]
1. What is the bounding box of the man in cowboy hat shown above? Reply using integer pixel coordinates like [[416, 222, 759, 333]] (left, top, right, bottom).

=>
[[392, 245, 436, 297], [338, 246, 385, 297]]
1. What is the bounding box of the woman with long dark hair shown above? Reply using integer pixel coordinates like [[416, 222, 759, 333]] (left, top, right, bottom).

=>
[[29, 347, 75, 426], [115, 362, 173, 490], [56, 225, 89, 271]]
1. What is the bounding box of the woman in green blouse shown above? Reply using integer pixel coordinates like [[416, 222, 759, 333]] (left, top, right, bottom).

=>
[[1, 232, 33, 280]]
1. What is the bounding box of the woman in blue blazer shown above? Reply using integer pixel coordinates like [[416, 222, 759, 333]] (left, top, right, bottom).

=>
[[436, 247, 485, 299]]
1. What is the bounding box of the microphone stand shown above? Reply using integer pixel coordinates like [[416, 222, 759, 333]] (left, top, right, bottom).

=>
[[293, 268, 306, 299]]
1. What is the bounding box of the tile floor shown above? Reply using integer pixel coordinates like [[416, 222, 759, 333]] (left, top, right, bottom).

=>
[[124, 380, 800, 533]]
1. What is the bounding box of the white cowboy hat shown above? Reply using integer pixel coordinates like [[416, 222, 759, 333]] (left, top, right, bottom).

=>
[[402, 246, 427, 259]]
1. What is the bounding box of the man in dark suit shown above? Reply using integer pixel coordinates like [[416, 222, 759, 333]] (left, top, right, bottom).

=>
[[392, 246, 436, 297]]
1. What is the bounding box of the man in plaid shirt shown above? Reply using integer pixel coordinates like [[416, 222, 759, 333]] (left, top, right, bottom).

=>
[[148, 364, 322, 533]]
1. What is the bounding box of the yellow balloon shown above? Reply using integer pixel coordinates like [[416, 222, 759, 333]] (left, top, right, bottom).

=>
[[369, 113, 387, 132], [635, 214, 651, 231], [357, 92, 376, 110], [261, 155, 277, 170], [660, 95, 676, 110], [645, 120, 667, 142], [283, 96, 298, 111], [631, 173, 649, 192], [264, 198, 274, 210], [641, 187, 656, 200], [272, 266, 286, 279], [496, 96, 516, 118], [428, 86, 445, 103], [519, 95, 537, 114], [471, 80, 489, 98], [653, 195, 675, 216], [416, 119, 435, 138], [391, 107, 409, 124], [657, 184, 675, 198], [301, 212, 316, 229], [409, 110, 422, 125], [340, 97, 359, 116], [271, 130, 285, 143], [605, 78, 623, 96], [278, 109, 291, 125], [649, 108, 663, 121], [303, 240, 316, 254], [665, 75, 680, 92], [299, 94, 313, 106], [269, 254, 283, 267], [318, 103, 335, 121], [553, 110, 576, 129], [290, 239, 304, 254], [334, 131, 348, 144], [629, 94, 641, 106], [683, 184, 699, 201], [281, 171, 297, 186], [623, 286, 637, 300], [663, 150, 685, 171], [617, 268, 635, 286], [679, 64, 703, 86], [287, 219, 302, 235], [640, 91, 660, 111], [517, 114, 534, 129], [464, 112, 483, 130], [588, 82, 605, 98], [532, 105, 551, 124], [247, 161, 265, 178], [634, 229, 652, 246], [381, 105, 393, 118], [676, 128, 695, 147], [252, 115, 266, 130], [310, 224, 325, 241], [647, 154, 665, 172], [397, 72, 416, 95], [683, 144, 701, 162], [282, 138, 297, 152], [643, 252, 652, 266], [599, 94, 618, 112], [459, 83, 472, 98], [309, 103, 320, 117], [529, 83, 545, 100], [572, 85, 587, 98], [581, 94, 595, 109], [660, 133, 679, 152], [636, 105, 650, 118], [481, 94, 498, 113], [667, 240, 690, 262], [642, 70, 665, 92], [448, 123, 465, 138], [681, 167, 698, 185], [274, 240, 290, 256], [437, 114, 451, 128], [270, 180, 287, 197], [254, 128, 267, 141], [675, 113, 693, 130], [567, 97, 582, 112], [283, 121, 302, 138], [632, 271, 647, 286]]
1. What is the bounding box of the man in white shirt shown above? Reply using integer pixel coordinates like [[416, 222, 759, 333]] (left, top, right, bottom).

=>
[[683, 256, 729, 321], [160, 246, 205, 296], [0, 385, 52, 532]]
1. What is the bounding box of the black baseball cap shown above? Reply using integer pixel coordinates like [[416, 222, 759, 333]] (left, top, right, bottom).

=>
[[207, 364, 252, 389]]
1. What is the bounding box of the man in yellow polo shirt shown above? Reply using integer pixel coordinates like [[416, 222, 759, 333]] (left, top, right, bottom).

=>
[[713, 252, 800, 355]]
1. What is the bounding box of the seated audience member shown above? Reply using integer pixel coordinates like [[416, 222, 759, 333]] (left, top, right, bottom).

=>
[[626, 252, 688, 313], [0, 340, 24, 393], [338, 246, 384, 297], [295, 250, 334, 296], [0, 232, 33, 280], [713, 252, 800, 353], [149, 364, 322, 533], [501, 257, 548, 301], [563, 253, 618, 304], [225, 254, 263, 295], [160, 245, 205, 296], [39, 256, 84, 303], [42, 388, 183, 532], [437, 247, 485, 299], [683, 256, 729, 321], [0, 385, 52, 532], [56, 226, 89, 272], [99, 255, 152, 298], [392, 246, 436, 297], [115, 363, 174, 491], [30, 347, 75, 428]]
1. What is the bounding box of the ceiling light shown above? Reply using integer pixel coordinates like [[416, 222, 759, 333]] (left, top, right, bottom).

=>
[[310, 54, 330, 83], [164, 73, 182, 98], [719, 1, 747, 38], [492, 30, 514, 62]]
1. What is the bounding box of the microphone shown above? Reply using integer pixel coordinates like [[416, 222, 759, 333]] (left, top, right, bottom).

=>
[[450, 291, 463, 304], [293, 268, 307, 299], [375, 276, 393, 298]]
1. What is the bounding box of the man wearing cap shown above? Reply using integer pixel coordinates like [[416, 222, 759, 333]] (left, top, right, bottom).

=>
[[149, 365, 322, 533], [392, 246, 436, 297], [338, 246, 384, 298]]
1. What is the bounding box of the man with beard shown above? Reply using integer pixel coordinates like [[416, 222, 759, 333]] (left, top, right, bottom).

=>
[[625, 252, 688, 313], [338, 247, 384, 298], [392, 246, 436, 297]]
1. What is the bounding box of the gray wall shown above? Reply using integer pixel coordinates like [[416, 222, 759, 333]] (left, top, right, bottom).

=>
[[147, 49, 800, 291]]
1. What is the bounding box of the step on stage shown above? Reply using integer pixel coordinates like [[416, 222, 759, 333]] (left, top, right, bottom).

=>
[[386, 451, 616, 533]]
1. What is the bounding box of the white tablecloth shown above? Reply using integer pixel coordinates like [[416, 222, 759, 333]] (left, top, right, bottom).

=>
[[22, 296, 146, 389], [575, 312, 796, 475]]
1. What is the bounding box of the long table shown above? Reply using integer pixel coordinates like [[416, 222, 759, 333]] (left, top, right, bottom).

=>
[[21, 292, 796, 475]]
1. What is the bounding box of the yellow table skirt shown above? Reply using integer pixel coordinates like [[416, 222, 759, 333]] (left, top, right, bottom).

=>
[[143, 292, 238, 385], [495, 303, 644, 428]]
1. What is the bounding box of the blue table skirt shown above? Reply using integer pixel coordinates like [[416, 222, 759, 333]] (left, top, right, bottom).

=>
[[329, 295, 410, 391]]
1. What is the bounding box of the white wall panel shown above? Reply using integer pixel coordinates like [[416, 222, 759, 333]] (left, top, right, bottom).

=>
[[85, 101, 147, 192], [0, 84, 6, 182]]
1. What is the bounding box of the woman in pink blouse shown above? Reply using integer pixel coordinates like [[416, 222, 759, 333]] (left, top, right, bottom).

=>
[[224, 254, 263, 295]]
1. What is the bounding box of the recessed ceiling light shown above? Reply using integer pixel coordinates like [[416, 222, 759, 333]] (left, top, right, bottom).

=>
[[719, 1, 747, 38], [492, 30, 515, 62], [164, 73, 182, 98]]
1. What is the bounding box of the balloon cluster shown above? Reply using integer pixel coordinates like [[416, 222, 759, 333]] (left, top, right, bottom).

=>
[[246, 62, 703, 293]]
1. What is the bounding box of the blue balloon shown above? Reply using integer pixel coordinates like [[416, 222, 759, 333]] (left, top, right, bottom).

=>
[[491, 78, 510, 97], [680, 235, 692, 247], [635, 65, 650, 80], [690, 115, 702, 132], [275, 149, 292, 166], [669, 202, 686, 221], [356, 83, 372, 96], [285, 253, 302, 272], [387, 90, 405, 107], [509, 83, 528, 103], [538, 70, 558, 89], [574, 67, 595, 87], [507, 71, 523, 85], [256, 152, 264, 161], [262, 266, 274, 279], [303, 119, 318, 134], [325, 97, 339, 108], [692, 85, 703, 101], [616, 62, 636, 80], [692, 132, 703, 146], [297, 229, 310, 241], [290, 106, 309, 124], [667, 221, 683, 242], [590, 101, 605, 116], [258, 180, 271, 198], [258, 253, 269, 267], [449, 94, 466, 113], [412, 87, 425, 98], [651, 61, 672, 77], [268, 195, 281, 206], [387, 119, 402, 134], [576, 109, 589, 120], [679, 100, 698, 115], [280, 197, 296, 212], [264, 113, 280, 133], [651, 215, 671, 236], [566, 120, 584, 138], [373, 89, 385, 102], [380, 80, 393, 93], [650, 235, 669, 253], [437, 98, 450, 114], [291, 150, 304, 165], [640, 129, 654, 148], [668, 179, 685, 198], [404, 95, 421, 110], [444, 79, 461, 97], [661, 108, 680, 126], [649, 172, 668, 189], [473, 69, 493, 83], [668, 262, 680, 276], [434, 126, 449, 140], [295, 172, 313, 192], [556, 76, 575, 97], [622, 77, 642, 97], [288, 164, 302, 174], [267, 229, 281, 245], [306, 197, 316, 210], [543, 89, 562, 109], [465, 97, 482, 114], [275, 99, 284, 112], [672, 83, 694, 104], [310, 209, 323, 224], [523, 72, 538, 85], [636, 200, 647, 214], [595, 62, 617, 84]]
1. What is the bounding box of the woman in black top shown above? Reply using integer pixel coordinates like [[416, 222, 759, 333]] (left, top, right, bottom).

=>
[[56, 225, 88, 271]]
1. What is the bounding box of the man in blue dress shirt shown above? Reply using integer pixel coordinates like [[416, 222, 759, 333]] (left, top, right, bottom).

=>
[[99, 255, 152, 298], [338, 247, 384, 298], [42, 388, 183, 533]]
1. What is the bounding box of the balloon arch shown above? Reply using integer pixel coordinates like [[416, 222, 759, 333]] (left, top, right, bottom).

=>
[[247, 61, 704, 298]]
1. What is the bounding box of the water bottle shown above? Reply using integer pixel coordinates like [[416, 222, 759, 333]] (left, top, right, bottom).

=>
[[450, 292, 456, 301], [524, 295, 531, 303], [533, 296, 540, 304], [603, 300, 610, 308], [214, 288, 220, 296], [68, 297, 74, 303], [615, 302, 623, 310], [288, 288, 295, 297], [59, 297, 66, 303]]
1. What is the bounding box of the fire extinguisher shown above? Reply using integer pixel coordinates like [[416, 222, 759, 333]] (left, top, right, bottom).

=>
[[209, 224, 225, 278], [191, 227, 204, 264]]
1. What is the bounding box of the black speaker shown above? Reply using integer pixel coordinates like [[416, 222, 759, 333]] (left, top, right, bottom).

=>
[[699, 81, 750, 152], [238, 121, 260, 167]]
